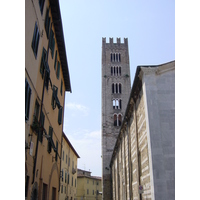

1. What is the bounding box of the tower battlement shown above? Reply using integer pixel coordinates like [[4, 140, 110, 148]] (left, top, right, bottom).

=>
[[102, 37, 128, 45]]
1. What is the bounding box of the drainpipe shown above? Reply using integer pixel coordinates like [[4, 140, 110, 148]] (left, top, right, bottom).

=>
[[32, 19, 52, 184]]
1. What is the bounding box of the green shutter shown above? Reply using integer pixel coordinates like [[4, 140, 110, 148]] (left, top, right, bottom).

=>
[[55, 141, 58, 161], [54, 51, 57, 70], [47, 126, 53, 153], [60, 80, 63, 96], [45, 9, 50, 38], [58, 107, 63, 125], [57, 61, 60, 79], [39, 111, 45, 143]]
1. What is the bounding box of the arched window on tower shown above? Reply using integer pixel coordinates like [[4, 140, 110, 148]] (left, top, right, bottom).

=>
[[115, 84, 118, 93], [119, 99, 122, 109], [119, 67, 121, 76], [116, 54, 118, 62], [114, 114, 117, 126], [119, 83, 122, 93], [116, 66, 118, 76], [113, 99, 115, 109], [112, 83, 114, 94], [118, 114, 122, 126], [113, 54, 115, 62]]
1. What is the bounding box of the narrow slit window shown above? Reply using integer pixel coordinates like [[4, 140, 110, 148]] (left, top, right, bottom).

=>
[[114, 114, 117, 126], [115, 84, 118, 93], [112, 83, 114, 94], [119, 83, 121, 94]]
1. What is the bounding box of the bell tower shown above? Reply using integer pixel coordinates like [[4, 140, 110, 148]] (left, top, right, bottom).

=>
[[101, 37, 131, 199]]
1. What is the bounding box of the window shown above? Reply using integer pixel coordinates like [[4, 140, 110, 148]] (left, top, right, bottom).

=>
[[25, 79, 32, 121], [56, 61, 60, 79], [61, 185, 63, 193], [58, 106, 63, 125], [25, 176, 29, 197], [111, 53, 121, 62], [60, 80, 63, 96], [51, 85, 58, 110], [97, 181, 99, 185], [34, 100, 40, 121], [32, 22, 40, 58], [55, 141, 58, 161], [65, 171, 67, 183], [40, 47, 47, 78], [49, 28, 55, 58], [63, 151, 64, 161], [68, 174, 70, 184], [69, 157, 70, 166], [113, 99, 121, 109], [61, 169, 63, 182], [39, 111, 45, 143], [65, 186, 66, 194], [45, 9, 50, 38], [119, 67, 121, 76], [54, 50, 57, 70], [39, 0, 45, 15], [47, 126, 53, 153], [42, 183, 47, 200], [87, 179, 89, 184], [66, 155, 68, 164], [52, 187, 56, 200], [112, 83, 122, 94], [72, 176, 73, 186], [119, 83, 121, 93], [114, 114, 122, 126], [93, 190, 94, 195], [87, 189, 89, 195]]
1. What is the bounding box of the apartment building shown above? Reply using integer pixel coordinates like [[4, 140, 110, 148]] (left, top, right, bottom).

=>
[[25, 0, 71, 199], [77, 169, 102, 200], [59, 132, 80, 200]]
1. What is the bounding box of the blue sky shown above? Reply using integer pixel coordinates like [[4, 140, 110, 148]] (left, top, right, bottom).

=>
[[59, 0, 175, 176]]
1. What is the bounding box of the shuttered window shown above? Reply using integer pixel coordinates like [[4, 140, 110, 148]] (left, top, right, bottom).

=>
[[56, 61, 60, 79], [31, 22, 40, 58], [45, 9, 50, 38], [55, 141, 58, 161], [54, 50, 57, 70], [51, 85, 58, 110], [25, 79, 32, 121], [49, 29, 55, 58], [60, 80, 63, 96], [58, 107, 63, 125], [47, 126, 53, 153], [40, 48, 47, 78], [39, 0, 45, 15], [39, 111, 45, 143]]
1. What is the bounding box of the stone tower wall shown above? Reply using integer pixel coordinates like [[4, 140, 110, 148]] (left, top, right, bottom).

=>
[[101, 37, 131, 200]]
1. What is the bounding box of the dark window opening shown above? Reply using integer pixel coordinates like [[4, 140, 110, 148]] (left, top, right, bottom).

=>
[[58, 106, 63, 125], [25, 79, 32, 121], [40, 48, 47, 78], [47, 126, 53, 153], [32, 22, 40, 58], [42, 183, 47, 200], [114, 114, 117, 126], [39, 0, 45, 15], [115, 84, 118, 93], [25, 176, 29, 197], [112, 83, 114, 94], [116, 54, 118, 62], [45, 9, 50, 38], [39, 111, 45, 143], [119, 67, 121, 76], [119, 83, 121, 94]]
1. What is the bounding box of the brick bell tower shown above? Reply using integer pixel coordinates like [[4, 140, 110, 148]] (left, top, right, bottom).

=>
[[101, 37, 131, 199]]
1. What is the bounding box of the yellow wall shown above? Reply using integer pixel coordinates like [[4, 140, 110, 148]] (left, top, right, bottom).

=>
[[25, 1, 69, 200], [77, 176, 102, 200], [59, 134, 79, 200]]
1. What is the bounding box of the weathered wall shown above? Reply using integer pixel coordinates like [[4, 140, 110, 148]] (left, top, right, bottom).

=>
[[110, 61, 175, 200], [142, 63, 175, 200]]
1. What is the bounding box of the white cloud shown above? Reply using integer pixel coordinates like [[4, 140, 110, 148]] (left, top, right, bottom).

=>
[[66, 129, 102, 176], [65, 102, 89, 116]]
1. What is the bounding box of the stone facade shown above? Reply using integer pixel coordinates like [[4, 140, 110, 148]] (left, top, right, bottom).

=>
[[101, 37, 131, 199], [110, 61, 175, 200]]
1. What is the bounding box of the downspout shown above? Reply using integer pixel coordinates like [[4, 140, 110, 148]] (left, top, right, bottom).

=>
[[32, 18, 52, 184]]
